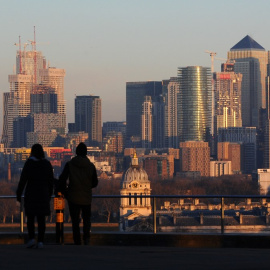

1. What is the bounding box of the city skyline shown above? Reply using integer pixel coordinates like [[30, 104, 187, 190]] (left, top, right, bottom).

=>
[[1, 0, 270, 136]]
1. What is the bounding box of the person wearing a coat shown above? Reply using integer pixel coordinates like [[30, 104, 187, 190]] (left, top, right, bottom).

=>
[[16, 144, 54, 249], [57, 142, 98, 245]]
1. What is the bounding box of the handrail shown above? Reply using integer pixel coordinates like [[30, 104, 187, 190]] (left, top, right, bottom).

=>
[[1, 194, 270, 199], [1, 194, 270, 235]]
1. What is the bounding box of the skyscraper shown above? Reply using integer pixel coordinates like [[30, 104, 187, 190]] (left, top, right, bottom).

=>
[[16, 50, 46, 84], [1, 36, 66, 147], [75, 95, 102, 146], [126, 81, 162, 147], [218, 127, 257, 174], [30, 88, 57, 114], [141, 96, 153, 148], [214, 68, 242, 131], [178, 66, 212, 143], [163, 77, 179, 148], [264, 64, 270, 168], [228, 35, 268, 128], [39, 68, 66, 116], [2, 74, 32, 147]]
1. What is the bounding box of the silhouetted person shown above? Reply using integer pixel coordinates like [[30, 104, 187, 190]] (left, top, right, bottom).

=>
[[57, 142, 98, 245], [16, 144, 54, 249]]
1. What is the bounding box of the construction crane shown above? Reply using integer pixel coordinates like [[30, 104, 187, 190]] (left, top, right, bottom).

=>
[[205, 50, 217, 136], [28, 26, 37, 85], [14, 36, 22, 74], [205, 50, 216, 73]]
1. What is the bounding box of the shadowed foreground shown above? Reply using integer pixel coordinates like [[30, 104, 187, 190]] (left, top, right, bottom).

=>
[[0, 244, 269, 270]]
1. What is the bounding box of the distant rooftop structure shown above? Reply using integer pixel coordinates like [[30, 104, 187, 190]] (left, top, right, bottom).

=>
[[230, 35, 265, 51]]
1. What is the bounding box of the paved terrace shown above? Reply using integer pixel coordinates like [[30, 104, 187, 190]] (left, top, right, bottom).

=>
[[1, 232, 270, 270]]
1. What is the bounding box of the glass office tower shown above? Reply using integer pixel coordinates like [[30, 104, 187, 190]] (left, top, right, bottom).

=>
[[228, 35, 268, 128], [126, 81, 162, 147], [178, 66, 212, 142], [75, 95, 102, 146]]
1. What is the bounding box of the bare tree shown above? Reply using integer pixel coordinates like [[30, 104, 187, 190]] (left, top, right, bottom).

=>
[[92, 179, 120, 223], [0, 182, 18, 223]]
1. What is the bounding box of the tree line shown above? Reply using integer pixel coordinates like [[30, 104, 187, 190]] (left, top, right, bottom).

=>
[[0, 175, 260, 223]]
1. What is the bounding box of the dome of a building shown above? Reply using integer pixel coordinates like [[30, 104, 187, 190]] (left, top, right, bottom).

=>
[[122, 166, 149, 184], [122, 151, 149, 184]]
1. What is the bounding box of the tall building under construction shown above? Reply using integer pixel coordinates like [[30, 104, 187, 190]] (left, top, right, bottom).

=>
[[1, 33, 66, 147]]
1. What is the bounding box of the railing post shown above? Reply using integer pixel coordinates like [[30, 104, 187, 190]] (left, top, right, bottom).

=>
[[221, 197, 224, 234], [152, 197, 156, 234], [20, 198, 24, 234]]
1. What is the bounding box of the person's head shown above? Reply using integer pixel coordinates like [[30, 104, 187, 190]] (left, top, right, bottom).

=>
[[76, 142, 87, 157], [30, 144, 45, 160]]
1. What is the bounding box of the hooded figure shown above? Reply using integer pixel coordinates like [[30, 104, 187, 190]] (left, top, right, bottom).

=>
[[57, 142, 98, 245], [17, 144, 54, 249]]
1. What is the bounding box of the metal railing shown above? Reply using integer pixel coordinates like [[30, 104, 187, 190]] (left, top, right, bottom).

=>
[[1, 194, 270, 234]]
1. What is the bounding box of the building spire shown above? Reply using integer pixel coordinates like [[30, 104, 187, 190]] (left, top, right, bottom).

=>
[[131, 149, 139, 167]]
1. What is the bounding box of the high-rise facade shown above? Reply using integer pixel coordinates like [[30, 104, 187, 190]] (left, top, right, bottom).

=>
[[3, 74, 32, 146], [16, 50, 46, 84], [179, 141, 210, 177], [1, 39, 66, 148], [163, 77, 179, 148], [264, 64, 270, 168], [30, 90, 57, 114], [103, 131, 124, 154], [228, 35, 269, 128], [152, 95, 165, 148], [141, 96, 153, 148], [75, 95, 102, 146], [126, 81, 162, 147], [178, 66, 212, 142], [218, 127, 257, 174], [39, 68, 66, 116], [102, 121, 126, 138], [217, 142, 241, 173], [214, 70, 242, 131]]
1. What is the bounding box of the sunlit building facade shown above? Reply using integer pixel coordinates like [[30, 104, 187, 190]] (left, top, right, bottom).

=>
[[2, 74, 32, 147], [178, 66, 212, 142], [179, 141, 210, 177], [163, 77, 179, 148], [214, 71, 242, 131], [141, 96, 153, 148], [218, 127, 257, 174], [2, 43, 66, 148], [228, 35, 268, 128]]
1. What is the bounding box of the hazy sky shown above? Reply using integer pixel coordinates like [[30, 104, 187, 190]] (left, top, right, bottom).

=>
[[1, 0, 270, 127]]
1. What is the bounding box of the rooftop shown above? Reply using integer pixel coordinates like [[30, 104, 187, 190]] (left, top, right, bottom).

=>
[[230, 35, 265, 51]]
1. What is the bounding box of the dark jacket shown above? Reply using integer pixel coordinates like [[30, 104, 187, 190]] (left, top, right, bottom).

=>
[[16, 157, 54, 216], [57, 155, 98, 205]]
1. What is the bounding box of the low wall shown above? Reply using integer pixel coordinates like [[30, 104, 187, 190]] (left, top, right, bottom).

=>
[[1, 232, 270, 249]]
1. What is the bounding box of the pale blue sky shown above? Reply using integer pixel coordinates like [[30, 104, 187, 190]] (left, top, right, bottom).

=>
[[1, 0, 270, 126]]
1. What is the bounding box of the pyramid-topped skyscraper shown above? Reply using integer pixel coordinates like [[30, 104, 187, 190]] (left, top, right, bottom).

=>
[[228, 35, 268, 128], [230, 35, 265, 51]]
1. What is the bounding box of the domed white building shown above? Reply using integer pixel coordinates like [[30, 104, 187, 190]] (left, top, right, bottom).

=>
[[120, 152, 151, 218]]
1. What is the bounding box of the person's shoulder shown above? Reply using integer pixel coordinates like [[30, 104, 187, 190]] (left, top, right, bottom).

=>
[[24, 158, 33, 166], [42, 158, 53, 166], [89, 161, 96, 169]]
